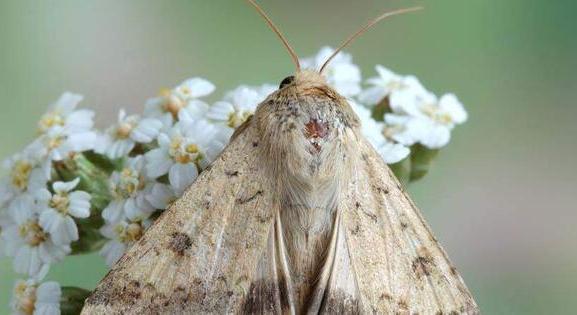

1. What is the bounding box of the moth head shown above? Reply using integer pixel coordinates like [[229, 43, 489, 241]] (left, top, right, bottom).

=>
[[278, 70, 327, 90]]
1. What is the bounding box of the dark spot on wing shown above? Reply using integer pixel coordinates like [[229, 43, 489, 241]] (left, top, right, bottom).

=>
[[398, 299, 409, 311], [236, 190, 264, 204], [85, 275, 142, 307], [241, 280, 283, 314], [168, 232, 192, 256], [225, 170, 239, 177], [412, 255, 434, 278]]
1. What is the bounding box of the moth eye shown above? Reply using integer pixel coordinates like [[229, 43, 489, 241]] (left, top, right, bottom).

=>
[[279, 76, 295, 89]]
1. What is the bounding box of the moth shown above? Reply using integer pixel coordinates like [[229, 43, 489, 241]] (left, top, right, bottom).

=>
[[82, 1, 479, 314]]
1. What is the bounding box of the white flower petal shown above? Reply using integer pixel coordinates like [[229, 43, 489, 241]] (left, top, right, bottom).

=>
[[375, 142, 411, 164], [145, 148, 173, 179], [439, 93, 468, 124], [52, 178, 80, 193], [100, 240, 127, 267], [102, 200, 125, 223], [65, 109, 95, 134], [106, 139, 135, 159], [68, 191, 91, 218], [168, 163, 198, 195], [131, 118, 163, 143], [66, 131, 97, 153], [146, 183, 174, 209], [176, 77, 215, 99], [206, 101, 235, 122], [124, 197, 153, 221]]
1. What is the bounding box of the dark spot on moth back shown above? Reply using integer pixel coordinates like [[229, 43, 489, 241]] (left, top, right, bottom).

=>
[[304, 119, 329, 139], [168, 232, 192, 256]]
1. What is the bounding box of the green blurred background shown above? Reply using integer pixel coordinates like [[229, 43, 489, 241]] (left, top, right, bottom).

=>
[[1, 0, 576, 313]]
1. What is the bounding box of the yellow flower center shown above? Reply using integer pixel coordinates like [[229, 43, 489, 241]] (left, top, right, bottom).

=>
[[115, 122, 135, 139], [227, 111, 252, 128], [382, 124, 405, 140], [387, 80, 403, 91], [47, 135, 64, 150], [170, 138, 203, 164], [18, 220, 47, 247], [116, 222, 145, 243], [38, 112, 65, 133], [160, 89, 185, 118], [11, 161, 32, 190], [179, 86, 191, 96], [422, 104, 453, 125], [14, 282, 37, 315], [50, 193, 70, 214], [113, 168, 145, 199]]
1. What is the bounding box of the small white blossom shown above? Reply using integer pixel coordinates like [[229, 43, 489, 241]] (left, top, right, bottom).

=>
[[36, 178, 91, 246], [358, 65, 427, 106], [391, 90, 467, 148], [95, 110, 163, 159], [11, 278, 61, 315], [351, 102, 410, 164], [37, 92, 94, 135], [145, 120, 226, 195], [103, 156, 171, 224], [382, 114, 419, 146], [144, 78, 215, 126], [99, 217, 151, 267], [1, 151, 49, 209], [3, 195, 70, 276], [177, 100, 211, 125], [207, 84, 275, 129], [35, 126, 97, 162], [173, 77, 216, 100], [301, 46, 361, 97]]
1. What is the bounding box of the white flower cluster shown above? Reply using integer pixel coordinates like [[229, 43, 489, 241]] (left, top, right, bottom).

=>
[[0, 47, 468, 313], [358, 65, 468, 153], [1, 93, 96, 314]]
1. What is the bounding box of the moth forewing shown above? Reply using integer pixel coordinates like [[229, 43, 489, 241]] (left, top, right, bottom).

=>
[[338, 134, 479, 313], [81, 123, 278, 314]]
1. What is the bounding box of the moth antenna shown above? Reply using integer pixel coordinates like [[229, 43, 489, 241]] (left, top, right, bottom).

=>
[[247, 0, 301, 72], [319, 6, 423, 74]]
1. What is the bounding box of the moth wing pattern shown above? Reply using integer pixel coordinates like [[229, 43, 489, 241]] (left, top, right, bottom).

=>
[[81, 123, 278, 314], [334, 133, 480, 314]]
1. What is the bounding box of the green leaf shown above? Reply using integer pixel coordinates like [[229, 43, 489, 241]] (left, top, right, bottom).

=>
[[409, 144, 439, 182], [60, 286, 91, 315], [83, 150, 121, 174]]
